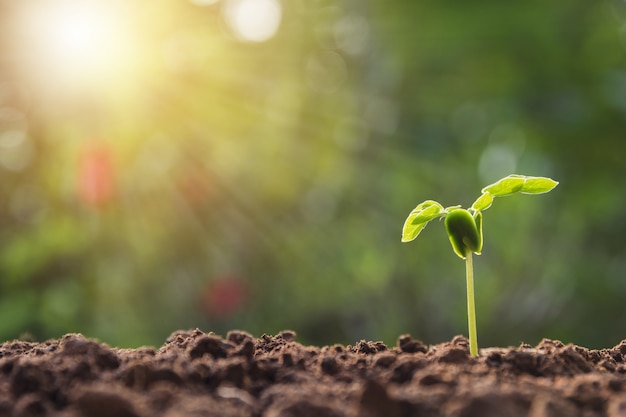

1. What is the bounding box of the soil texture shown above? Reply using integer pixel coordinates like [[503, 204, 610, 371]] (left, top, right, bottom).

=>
[[0, 330, 625, 417]]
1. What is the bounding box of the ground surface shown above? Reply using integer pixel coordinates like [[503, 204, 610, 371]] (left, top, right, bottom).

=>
[[0, 330, 625, 417]]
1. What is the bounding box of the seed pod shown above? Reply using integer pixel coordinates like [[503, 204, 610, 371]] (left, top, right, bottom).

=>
[[444, 209, 482, 259]]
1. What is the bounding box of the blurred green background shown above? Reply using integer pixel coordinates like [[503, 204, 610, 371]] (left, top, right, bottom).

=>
[[0, 0, 625, 350]]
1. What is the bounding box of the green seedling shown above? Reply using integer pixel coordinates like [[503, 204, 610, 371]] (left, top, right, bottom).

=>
[[401, 174, 559, 356]]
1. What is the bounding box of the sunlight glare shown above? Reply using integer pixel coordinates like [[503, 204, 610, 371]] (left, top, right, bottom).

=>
[[19, 1, 135, 87]]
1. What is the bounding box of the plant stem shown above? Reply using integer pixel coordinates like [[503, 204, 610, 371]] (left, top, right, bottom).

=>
[[465, 250, 478, 356]]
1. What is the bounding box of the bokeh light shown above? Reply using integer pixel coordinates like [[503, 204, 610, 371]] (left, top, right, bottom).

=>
[[223, 0, 282, 43]]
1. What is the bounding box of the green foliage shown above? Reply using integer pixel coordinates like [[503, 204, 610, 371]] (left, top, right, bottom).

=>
[[402, 174, 558, 355], [481, 175, 559, 197], [445, 209, 482, 259], [401, 201, 445, 243], [471, 193, 493, 212], [402, 174, 559, 258]]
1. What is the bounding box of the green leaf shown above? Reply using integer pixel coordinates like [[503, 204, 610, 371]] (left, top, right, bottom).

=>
[[444, 209, 481, 259], [520, 176, 559, 194], [471, 192, 493, 212], [401, 200, 444, 242], [473, 211, 483, 255], [481, 174, 526, 197]]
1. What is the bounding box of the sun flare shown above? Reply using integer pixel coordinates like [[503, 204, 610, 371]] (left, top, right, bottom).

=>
[[16, 0, 137, 90]]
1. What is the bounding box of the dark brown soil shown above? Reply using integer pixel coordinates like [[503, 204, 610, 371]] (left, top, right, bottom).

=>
[[1, 330, 625, 417]]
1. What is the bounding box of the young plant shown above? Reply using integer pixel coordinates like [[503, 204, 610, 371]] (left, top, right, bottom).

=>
[[401, 174, 559, 356]]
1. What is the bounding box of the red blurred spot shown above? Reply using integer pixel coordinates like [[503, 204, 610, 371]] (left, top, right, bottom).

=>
[[77, 143, 114, 208], [202, 275, 247, 319]]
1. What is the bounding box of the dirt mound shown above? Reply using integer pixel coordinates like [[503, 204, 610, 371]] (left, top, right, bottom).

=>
[[0, 330, 625, 416]]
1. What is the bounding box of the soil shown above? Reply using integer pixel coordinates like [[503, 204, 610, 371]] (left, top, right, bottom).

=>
[[0, 330, 625, 417]]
